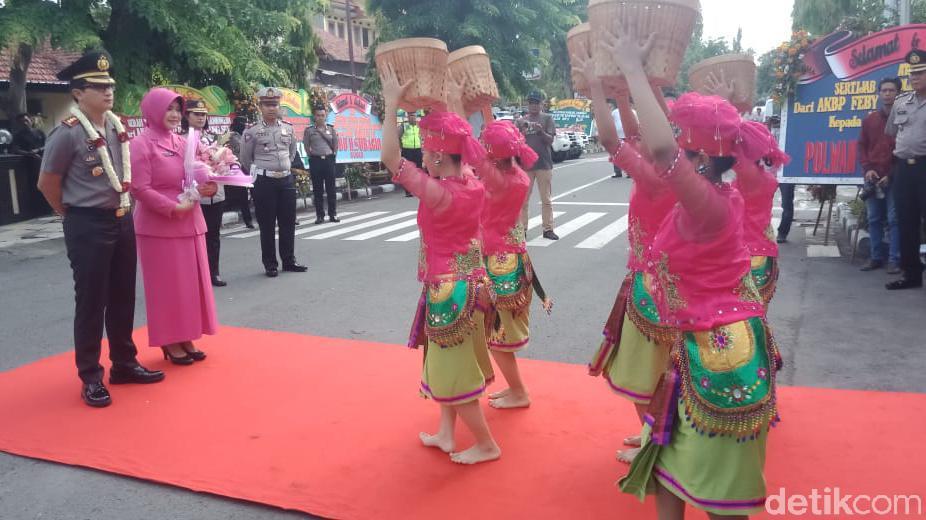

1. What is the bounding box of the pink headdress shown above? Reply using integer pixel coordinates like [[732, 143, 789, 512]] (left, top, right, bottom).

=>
[[670, 92, 743, 157], [738, 120, 791, 170], [419, 110, 486, 166], [480, 120, 539, 170]]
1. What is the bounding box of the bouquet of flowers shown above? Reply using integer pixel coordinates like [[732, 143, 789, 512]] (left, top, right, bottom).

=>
[[194, 133, 253, 187], [772, 30, 813, 103]]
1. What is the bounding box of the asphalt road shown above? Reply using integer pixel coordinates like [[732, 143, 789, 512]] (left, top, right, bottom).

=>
[[1, 153, 923, 519]]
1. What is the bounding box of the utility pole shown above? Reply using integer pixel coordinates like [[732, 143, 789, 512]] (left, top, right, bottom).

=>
[[345, 0, 357, 93]]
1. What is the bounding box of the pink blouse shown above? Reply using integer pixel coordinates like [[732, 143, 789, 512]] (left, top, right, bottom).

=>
[[477, 161, 531, 255], [733, 161, 779, 258], [393, 159, 486, 282], [130, 131, 206, 238], [647, 156, 764, 331], [611, 141, 676, 272]]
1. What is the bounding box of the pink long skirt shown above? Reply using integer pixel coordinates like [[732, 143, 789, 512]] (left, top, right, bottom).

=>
[[136, 234, 218, 346]]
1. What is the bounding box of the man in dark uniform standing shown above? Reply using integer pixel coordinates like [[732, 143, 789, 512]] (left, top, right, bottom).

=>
[[36, 50, 164, 408], [885, 50, 926, 290], [303, 104, 340, 224], [239, 87, 307, 277]]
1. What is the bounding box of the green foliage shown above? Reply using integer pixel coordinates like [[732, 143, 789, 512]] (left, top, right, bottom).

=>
[[1, 0, 324, 113], [756, 49, 777, 99], [365, 0, 583, 99], [791, 0, 894, 36], [675, 19, 736, 94]]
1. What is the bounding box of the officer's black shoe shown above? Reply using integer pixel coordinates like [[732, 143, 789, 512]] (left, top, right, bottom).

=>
[[329, 216, 340, 223], [211, 276, 227, 287], [109, 363, 165, 385], [81, 381, 112, 408], [282, 263, 308, 273], [265, 267, 279, 278], [315, 217, 325, 225], [542, 230, 559, 241], [244, 222, 255, 229], [886, 277, 923, 290]]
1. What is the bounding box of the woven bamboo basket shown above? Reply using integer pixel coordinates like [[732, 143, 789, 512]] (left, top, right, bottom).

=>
[[375, 38, 449, 111], [448, 46, 499, 114], [689, 54, 757, 113], [567, 23, 592, 97], [588, 0, 700, 88]]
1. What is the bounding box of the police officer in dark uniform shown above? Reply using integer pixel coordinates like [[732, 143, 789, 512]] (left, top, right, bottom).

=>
[[885, 50, 926, 290], [36, 50, 164, 408], [239, 87, 307, 277], [303, 104, 340, 224]]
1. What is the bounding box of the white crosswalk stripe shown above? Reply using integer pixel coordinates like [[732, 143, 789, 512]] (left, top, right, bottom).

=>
[[304, 211, 418, 240], [384, 210, 567, 243], [575, 215, 629, 249], [527, 212, 607, 247], [224, 209, 637, 249], [343, 219, 418, 240], [226, 212, 368, 239]]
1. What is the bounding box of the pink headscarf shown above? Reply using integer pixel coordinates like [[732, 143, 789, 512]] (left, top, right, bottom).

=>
[[140, 87, 183, 136], [739, 120, 791, 170], [419, 110, 486, 166], [481, 120, 539, 169], [670, 92, 790, 167], [671, 92, 742, 157]]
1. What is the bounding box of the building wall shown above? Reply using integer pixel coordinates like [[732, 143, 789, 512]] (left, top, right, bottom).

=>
[[0, 90, 73, 133]]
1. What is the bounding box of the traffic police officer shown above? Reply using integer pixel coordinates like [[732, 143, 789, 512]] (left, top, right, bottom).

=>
[[37, 50, 164, 408], [303, 104, 340, 224], [398, 110, 423, 197], [239, 87, 307, 277], [885, 49, 926, 290]]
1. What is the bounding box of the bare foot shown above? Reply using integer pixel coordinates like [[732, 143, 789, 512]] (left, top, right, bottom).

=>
[[623, 435, 642, 447], [450, 444, 501, 465], [488, 388, 511, 399], [419, 432, 455, 453], [488, 392, 531, 409], [616, 447, 641, 465]]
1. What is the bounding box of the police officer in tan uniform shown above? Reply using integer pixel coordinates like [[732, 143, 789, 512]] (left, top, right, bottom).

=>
[[239, 87, 307, 277], [885, 50, 926, 290], [37, 50, 164, 408], [303, 104, 340, 224]]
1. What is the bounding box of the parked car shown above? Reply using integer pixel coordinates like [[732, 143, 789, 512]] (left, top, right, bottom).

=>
[[551, 132, 572, 162]]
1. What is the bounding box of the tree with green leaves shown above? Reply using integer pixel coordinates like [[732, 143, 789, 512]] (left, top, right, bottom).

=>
[[0, 0, 99, 116], [674, 18, 737, 94], [791, 0, 894, 36], [364, 0, 583, 99], [1, 0, 323, 115]]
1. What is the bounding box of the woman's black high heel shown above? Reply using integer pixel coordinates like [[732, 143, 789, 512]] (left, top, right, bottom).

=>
[[161, 346, 194, 365], [181, 342, 207, 362]]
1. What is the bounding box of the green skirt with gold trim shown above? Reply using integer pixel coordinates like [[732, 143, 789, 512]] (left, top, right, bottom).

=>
[[416, 277, 495, 405], [751, 256, 779, 309], [589, 272, 676, 404], [619, 316, 780, 516], [485, 252, 532, 352]]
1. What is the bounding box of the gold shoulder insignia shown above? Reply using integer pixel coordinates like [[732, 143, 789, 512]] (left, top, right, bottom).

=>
[[62, 116, 79, 127]]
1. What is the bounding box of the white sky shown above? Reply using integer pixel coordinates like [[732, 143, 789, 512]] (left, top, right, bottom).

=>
[[700, 0, 795, 56]]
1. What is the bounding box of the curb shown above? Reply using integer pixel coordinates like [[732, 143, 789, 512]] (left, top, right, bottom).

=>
[[221, 183, 397, 227]]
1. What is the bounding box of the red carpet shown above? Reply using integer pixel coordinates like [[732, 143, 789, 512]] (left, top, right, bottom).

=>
[[1, 326, 924, 519]]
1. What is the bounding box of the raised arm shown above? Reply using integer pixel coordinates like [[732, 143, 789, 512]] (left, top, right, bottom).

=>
[[475, 160, 510, 194], [379, 65, 453, 212], [602, 23, 676, 162]]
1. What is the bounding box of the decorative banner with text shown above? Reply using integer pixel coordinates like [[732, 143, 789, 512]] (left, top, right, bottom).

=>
[[325, 93, 383, 164], [550, 99, 593, 135], [781, 24, 926, 184]]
